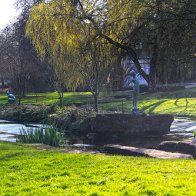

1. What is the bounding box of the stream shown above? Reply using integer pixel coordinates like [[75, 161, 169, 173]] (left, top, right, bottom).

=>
[[0, 120, 44, 142]]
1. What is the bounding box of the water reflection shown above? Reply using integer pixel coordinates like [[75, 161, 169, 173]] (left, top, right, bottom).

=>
[[0, 121, 43, 142]]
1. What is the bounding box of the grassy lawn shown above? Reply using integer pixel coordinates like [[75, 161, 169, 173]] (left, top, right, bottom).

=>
[[0, 92, 92, 106], [100, 98, 196, 118], [0, 142, 196, 195], [0, 94, 7, 105], [0, 88, 196, 118], [100, 88, 196, 118]]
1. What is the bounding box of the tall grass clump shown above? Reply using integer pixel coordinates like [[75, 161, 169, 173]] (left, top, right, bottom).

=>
[[18, 125, 62, 147], [43, 126, 62, 146], [193, 131, 196, 138]]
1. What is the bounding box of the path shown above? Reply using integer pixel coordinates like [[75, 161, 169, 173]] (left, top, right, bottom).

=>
[[185, 82, 196, 89], [169, 118, 196, 140], [104, 145, 193, 159]]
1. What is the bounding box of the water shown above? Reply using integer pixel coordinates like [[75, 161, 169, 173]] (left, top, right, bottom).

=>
[[170, 118, 196, 139], [0, 120, 44, 142], [0, 118, 195, 143]]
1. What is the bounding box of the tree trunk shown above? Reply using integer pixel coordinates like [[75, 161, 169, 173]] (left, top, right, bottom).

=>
[[92, 43, 99, 113], [150, 41, 158, 87], [1, 78, 5, 89], [128, 50, 150, 84], [58, 90, 64, 107], [61, 90, 64, 107], [18, 97, 22, 105], [94, 92, 98, 113]]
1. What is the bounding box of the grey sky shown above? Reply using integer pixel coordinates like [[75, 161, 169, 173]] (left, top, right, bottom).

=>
[[0, 0, 19, 31]]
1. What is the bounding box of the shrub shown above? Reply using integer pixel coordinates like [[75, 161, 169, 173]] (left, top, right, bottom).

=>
[[48, 105, 95, 129], [0, 105, 54, 123], [43, 126, 62, 146]]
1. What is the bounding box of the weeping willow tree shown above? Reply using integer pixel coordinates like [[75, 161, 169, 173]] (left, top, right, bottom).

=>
[[26, 0, 89, 107], [26, 0, 151, 81], [76, 0, 150, 82], [74, 36, 118, 112], [26, 0, 118, 111], [26, 0, 195, 101], [26, 0, 82, 87]]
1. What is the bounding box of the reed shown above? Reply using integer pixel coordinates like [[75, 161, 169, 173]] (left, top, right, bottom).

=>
[[18, 125, 62, 147]]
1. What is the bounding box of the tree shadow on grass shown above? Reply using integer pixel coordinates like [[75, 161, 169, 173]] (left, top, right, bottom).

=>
[[141, 100, 167, 114], [174, 98, 189, 109], [0, 151, 26, 161]]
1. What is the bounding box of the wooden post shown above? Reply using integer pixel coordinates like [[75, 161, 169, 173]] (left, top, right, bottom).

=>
[[122, 98, 125, 114]]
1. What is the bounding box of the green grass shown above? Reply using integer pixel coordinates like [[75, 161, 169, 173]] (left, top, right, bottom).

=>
[[0, 92, 92, 106], [100, 98, 196, 118], [0, 88, 196, 118], [100, 88, 196, 118], [0, 94, 7, 105], [0, 142, 196, 195]]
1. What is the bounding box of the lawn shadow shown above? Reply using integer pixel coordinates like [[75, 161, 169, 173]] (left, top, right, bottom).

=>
[[141, 100, 167, 114], [62, 94, 93, 106], [174, 98, 189, 109], [0, 151, 26, 161]]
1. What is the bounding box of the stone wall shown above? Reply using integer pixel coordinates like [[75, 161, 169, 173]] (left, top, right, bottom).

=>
[[94, 113, 174, 136]]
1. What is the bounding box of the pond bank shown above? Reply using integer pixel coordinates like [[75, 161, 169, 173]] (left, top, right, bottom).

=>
[[0, 105, 195, 148]]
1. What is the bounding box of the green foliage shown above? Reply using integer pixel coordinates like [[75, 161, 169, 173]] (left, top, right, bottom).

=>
[[19, 127, 44, 143], [48, 105, 95, 130], [26, 0, 117, 110], [0, 142, 196, 195], [0, 105, 52, 122], [26, 0, 96, 90], [18, 126, 62, 147], [44, 126, 62, 147], [193, 131, 196, 138]]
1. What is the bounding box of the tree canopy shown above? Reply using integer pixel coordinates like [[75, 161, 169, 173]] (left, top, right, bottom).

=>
[[26, 0, 196, 88]]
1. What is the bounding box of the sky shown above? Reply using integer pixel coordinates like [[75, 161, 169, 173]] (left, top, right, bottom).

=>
[[0, 0, 19, 31]]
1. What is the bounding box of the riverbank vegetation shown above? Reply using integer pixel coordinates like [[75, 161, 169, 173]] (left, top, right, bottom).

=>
[[0, 88, 195, 147], [0, 141, 196, 195], [19, 126, 62, 147]]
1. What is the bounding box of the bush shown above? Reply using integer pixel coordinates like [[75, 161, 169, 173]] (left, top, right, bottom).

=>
[[18, 125, 62, 147], [0, 105, 53, 123], [48, 105, 95, 129]]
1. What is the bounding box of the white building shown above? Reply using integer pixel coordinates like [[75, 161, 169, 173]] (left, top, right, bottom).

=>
[[121, 55, 150, 88]]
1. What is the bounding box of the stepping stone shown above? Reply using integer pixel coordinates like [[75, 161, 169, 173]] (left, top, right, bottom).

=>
[[104, 145, 193, 159], [158, 140, 196, 158]]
